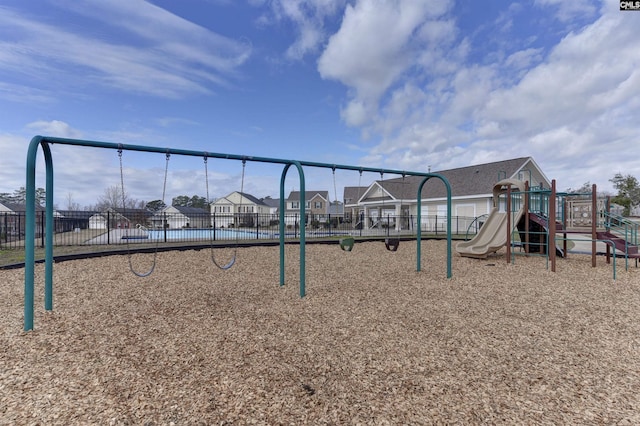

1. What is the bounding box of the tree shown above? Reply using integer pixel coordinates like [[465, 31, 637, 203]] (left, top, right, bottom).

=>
[[0, 187, 46, 205], [146, 200, 167, 212], [96, 185, 145, 211], [565, 182, 593, 194], [171, 194, 208, 208], [189, 195, 208, 209], [172, 195, 190, 207], [610, 173, 640, 216], [65, 192, 81, 211]]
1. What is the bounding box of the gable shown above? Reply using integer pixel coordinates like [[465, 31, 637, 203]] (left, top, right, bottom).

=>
[[287, 190, 329, 202], [216, 191, 267, 206], [360, 182, 392, 203]]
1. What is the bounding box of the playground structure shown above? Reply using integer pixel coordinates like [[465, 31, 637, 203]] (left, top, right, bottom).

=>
[[457, 178, 640, 274], [456, 179, 527, 258], [24, 136, 453, 331]]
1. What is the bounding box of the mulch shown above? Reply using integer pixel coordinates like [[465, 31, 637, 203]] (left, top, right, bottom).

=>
[[1, 241, 640, 424]]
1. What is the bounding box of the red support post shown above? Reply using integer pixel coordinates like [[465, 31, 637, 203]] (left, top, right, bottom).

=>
[[592, 184, 597, 268], [506, 185, 511, 263]]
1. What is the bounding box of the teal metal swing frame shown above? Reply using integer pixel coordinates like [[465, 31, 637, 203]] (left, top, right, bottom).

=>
[[24, 135, 453, 331]]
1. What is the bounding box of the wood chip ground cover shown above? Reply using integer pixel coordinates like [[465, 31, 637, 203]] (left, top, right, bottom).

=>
[[1, 241, 640, 424]]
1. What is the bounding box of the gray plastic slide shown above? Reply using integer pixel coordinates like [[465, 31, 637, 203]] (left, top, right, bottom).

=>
[[456, 179, 526, 259]]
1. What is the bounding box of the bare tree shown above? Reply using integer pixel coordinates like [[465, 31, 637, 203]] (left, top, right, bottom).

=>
[[65, 192, 81, 211], [96, 185, 144, 210]]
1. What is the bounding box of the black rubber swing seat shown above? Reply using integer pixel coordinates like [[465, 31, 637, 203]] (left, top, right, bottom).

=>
[[385, 238, 400, 252], [339, 237, 355, 251]]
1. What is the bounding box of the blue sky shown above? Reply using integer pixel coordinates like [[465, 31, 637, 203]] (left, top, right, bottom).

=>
[[1, 0, 639, 208]]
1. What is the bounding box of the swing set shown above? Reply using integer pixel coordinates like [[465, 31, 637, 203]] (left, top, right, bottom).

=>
[[23, 135, 453, 331]]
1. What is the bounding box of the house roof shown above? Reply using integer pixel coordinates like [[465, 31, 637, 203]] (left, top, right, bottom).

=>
[[108, 207, 153, 219], [238, 192, 269, 206], [213, 192, 268, 206], [287, 190, 329, 201], [377, 157, 545, 200], [172, 206, 208, 216], [260, 197, 280, 208], [0, 201, 45, 212], [54, 210, 97, 219], [343, 186, 368, 204]]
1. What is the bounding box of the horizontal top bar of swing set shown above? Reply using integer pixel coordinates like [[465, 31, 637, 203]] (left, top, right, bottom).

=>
[[31, 135, 446, 180]]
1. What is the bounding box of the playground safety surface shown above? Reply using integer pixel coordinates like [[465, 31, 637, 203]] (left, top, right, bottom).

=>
[[1, 240, 640, 424]]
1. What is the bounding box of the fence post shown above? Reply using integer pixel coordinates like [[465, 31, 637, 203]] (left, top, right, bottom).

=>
[[107, 211, 110, 244], [256, 212, 259, 239], [163, 212, 167, 242], [40, 210, 45, 248]]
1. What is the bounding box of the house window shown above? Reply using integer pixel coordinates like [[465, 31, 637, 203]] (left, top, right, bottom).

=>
[[305, 201, 310, 208], [314, 201, 322, 209], [291, 201, 299, 209]]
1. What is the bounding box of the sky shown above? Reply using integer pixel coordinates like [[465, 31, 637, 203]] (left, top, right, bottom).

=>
[[1, 0, 639, 209]]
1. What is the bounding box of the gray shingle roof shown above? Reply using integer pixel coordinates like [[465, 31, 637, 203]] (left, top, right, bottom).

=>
[[0, 202, 45, 212], [287, 190, 329, 201], [343, 186, 368, 204], [260, 197, 280, 208], [378, 157, 539, 200], [173, 206, 209, 216], [238, 192, 268, 206]]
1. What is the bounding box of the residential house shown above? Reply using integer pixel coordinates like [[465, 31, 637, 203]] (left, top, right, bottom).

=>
[[53, 210, 97, 232], [88, 208, 152, 230], [0, 201, 45, 241], [260, 196, 280, 215], [151, 205, 209, 229], [285, 190, 330, 226], [344, 157, 551, 233], [210, 191, 272, 227]]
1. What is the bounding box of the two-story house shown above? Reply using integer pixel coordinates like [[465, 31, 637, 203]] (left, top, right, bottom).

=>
[[210, 191, 272, 227]]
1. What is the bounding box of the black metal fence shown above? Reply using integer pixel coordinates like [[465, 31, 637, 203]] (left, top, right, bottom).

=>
[[0, 211, 481, 250]]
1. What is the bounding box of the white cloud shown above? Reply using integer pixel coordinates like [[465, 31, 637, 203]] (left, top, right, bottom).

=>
[[534, 0, 598, 22], [0, 2, 252, 99], [318, 0, 456, 135], [0, 134, 30, 194], [319, 0, 441, 102], [341, 99, 369, 127], [26, 120, 84, 139], [340, 0, 640, 193], [254, 0, 347, 60], [0, 82, 55, 105]]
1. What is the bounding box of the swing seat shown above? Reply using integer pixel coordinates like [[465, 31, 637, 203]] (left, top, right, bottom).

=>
[[339, 237, 355, 252], [385, 237, 400, 252]]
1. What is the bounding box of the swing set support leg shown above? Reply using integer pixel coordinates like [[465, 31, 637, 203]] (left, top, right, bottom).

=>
[[279, 161, 306, 297]]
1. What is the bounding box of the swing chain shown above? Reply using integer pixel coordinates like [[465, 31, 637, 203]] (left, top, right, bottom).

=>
[[332, 166, 338, 206], [118, 146, 170, 277], [204, 155, 245, 270]]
